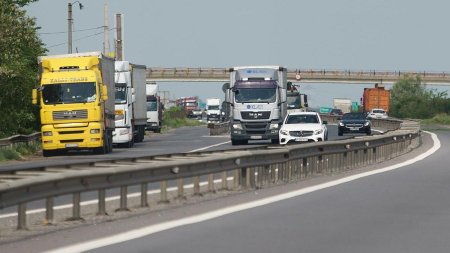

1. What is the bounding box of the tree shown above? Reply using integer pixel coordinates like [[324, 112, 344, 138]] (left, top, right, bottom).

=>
[[0, 0, 46, 137], [390, 75, 449, 119]]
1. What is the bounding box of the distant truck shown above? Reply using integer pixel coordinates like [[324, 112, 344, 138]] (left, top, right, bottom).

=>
[[362, 83, 390, 113], [286, 82, 308, 113], [206, 98, 221, 122], [176, 97, 199, 116], [146, 83, 163, 133], [32, 52, 115, 156], [333, 98, 352, 114], [113, 61, 147, 147], [225, 66, 287, 145]]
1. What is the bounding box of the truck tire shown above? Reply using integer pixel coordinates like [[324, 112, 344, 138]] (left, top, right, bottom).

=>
[[366, 129, 372, 135]]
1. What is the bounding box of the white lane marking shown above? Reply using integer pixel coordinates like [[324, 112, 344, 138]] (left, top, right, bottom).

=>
[[0, 178, 234, 219], [46, 131, 440, 253], [188, 141, 231, 152]]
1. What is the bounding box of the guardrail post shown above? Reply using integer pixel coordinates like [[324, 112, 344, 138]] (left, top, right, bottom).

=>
[[177, 178, 185, 199], [159, 180, 170, 203], [141, 183, 148, 207], [117, 186, 128, 211], [17, 203, 27, 230], [208, 173, 216, 193], [233, 169, 240, 189], [46, 197, 54, 224], [287, 161, 293, 182], [71, 192, 81, 220], [193, 176, 201, 196], [221, 171, 228, 190], [98, 189, 106, 215]]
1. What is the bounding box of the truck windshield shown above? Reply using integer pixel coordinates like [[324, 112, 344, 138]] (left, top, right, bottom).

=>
[[147, 101, 157, 111], [115, 83, 127, 104], [287, 95, 300, 109], [208, 105, 220, 110], [234, 88, 276, 103], [42, 82, 96, 104]]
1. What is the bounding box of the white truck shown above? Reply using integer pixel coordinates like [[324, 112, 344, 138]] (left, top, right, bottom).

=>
[[206, 98, 221, 122], [113, 61, 147, 147], [225, 66, 287, 145], [333, 98, 352, 114], [146, 83, 162, 133]]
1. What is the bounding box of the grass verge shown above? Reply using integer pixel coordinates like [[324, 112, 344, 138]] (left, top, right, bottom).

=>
[[0, 142, 42, 162], [161, 107, 205, 133], [420, 113, 450, 131]]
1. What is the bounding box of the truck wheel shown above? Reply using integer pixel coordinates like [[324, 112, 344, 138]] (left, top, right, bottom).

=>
[[232, 139, 246, 145], [366, 130, 372, 135], [155, 128, 161, 133]]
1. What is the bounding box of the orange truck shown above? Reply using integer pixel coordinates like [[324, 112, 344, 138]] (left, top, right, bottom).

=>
[[362, 84, 390, 113]]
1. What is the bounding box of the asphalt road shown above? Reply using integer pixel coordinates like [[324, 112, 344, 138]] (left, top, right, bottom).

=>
[[58, 131, 448, 253]]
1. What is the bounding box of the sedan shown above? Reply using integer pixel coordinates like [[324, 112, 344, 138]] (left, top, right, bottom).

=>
[[279, 112, 328, 145], [338, 112, 371, 136], [367, 108, 388, 119]]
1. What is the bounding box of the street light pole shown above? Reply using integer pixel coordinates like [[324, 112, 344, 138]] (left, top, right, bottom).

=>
[[67, 1, 84, 54]]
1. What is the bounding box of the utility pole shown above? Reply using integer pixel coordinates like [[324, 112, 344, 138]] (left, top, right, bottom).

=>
[[68, 3, 73, 53], [103, 3, 109, 55], [115, 13, 123, 60]]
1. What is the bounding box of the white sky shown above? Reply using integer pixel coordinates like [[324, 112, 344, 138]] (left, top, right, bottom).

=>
[[25, 0, 449, 107]]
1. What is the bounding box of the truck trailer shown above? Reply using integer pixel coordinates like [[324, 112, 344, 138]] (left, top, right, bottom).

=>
[[286, 82, 308, 113], [226, 66, 287, 145], [362, 83, 390, 113], [113, 61, 147, 147], [333, 98, 352, 114], [146, 83, 163, 133], [33, 52, 115, 156]]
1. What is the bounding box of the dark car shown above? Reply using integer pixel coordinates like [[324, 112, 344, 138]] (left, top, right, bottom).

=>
[[338, 112, 371, 136], [329, 108, 343, 116]]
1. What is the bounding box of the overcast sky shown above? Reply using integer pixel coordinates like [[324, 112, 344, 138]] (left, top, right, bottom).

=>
[[25, 0, 449, 107]]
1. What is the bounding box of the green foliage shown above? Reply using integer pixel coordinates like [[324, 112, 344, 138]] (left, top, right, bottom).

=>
[[0, 141, 41, 162], [0, 0, 46, 138], [390, 75, 449, 119], [162, 106, 204, 131], [421, 113, 450, 125]]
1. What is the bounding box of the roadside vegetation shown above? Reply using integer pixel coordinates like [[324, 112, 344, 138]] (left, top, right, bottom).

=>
[[161, 107, 204, 132], [0, 142, 41, 162]]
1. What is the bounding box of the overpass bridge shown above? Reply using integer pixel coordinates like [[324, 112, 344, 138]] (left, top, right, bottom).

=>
[[146, 67, 450, 85]]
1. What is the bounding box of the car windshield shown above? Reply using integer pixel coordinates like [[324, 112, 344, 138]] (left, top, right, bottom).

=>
[[331, 109, 342, 114], [42, 82, 96, 104], [208, 105, 220, 110], [235, 88, 276, 103], [342, 113, 367, 120], [372, 110, 385, 114], [285, 114, 319, 124]]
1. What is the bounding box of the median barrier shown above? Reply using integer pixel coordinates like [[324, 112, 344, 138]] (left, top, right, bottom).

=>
[[0, 119, 420, 230]]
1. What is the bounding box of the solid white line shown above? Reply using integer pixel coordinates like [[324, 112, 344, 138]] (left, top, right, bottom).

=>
[[188, 141, 231, 152], [45, 131, 440, 253]]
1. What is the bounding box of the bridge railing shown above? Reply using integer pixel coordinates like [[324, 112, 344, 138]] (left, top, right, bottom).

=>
[[0, 119, 420, 230]]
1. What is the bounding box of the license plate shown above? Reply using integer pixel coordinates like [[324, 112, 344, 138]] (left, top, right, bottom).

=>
[[349, 127, 360, 130], [295, 137, 308, 142], [250, 135, 262, 140], [65, 143, 78, 148]]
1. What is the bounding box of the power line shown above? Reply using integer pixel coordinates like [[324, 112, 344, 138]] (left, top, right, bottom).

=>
[[47, 27, 115, 49], [40, 26, 104, 35]]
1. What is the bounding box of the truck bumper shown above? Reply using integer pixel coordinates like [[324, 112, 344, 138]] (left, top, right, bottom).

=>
[[113, 127, 132, 144], [230, 121, 280, 141], [41, 123, 104, 151], [146, 122, 160, 131]]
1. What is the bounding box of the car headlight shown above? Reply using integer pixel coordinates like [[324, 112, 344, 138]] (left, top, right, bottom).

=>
[[232, 123, 243, 130], [314, 129, 323, 135], [364, 121, 370, 126], [43, 131, 53, 136], [339, 122, 344, 126], [269, 123, 279, 130], [280, 130, 289, 135]]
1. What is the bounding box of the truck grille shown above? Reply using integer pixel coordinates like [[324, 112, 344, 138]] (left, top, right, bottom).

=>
[[241, 111, 271, 120], [244, 123, 267, 135], [53, 110, 88, 120], [289, 131, 313, 137]]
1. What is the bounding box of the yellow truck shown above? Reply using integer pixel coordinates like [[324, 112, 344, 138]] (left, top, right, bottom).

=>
[[32, 52, 115, 156]]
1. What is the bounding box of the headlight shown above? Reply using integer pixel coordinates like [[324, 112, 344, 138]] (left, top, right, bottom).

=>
[[119, 129, 129, 135], [364, 121, 370, 126], [43, 131, 53, 136], [90, 129, 100, 134], [115, 114, 125, 120], [269, 123, 279, 129], [339, 122, 344, 126], [232, 123, 243, 130], [314, 129, 323, 135], [280, 130, 289, 135]]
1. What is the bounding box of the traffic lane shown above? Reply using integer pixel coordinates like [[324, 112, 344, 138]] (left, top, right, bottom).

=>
[[88, 132, 448, 253]]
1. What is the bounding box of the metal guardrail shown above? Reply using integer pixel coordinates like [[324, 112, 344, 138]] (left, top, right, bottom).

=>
[[0, 133, 41, 150], [0, 119, 420, 230], [146, 67, 450, 85]]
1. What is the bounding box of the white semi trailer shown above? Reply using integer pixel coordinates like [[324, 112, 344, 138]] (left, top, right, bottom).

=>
[[225, 66, 287, 145], [113, 61, 147, 147], [146, 83, 162, 133]]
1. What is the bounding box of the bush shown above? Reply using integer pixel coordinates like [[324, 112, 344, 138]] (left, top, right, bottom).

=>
[[421, 113, 450, 125]]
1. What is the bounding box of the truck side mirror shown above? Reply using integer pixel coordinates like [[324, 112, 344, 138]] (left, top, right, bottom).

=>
[[32, 88, 38, 105], [132, 94, 136, 103], [102, 85, 108, 101], [279, 88, 287, 105]]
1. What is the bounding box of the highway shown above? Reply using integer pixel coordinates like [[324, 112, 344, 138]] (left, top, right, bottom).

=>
[[0, 129, 443, 252]]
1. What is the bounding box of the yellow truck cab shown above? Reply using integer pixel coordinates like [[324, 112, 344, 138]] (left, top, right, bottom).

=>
[[33, 52, 115, 157]]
